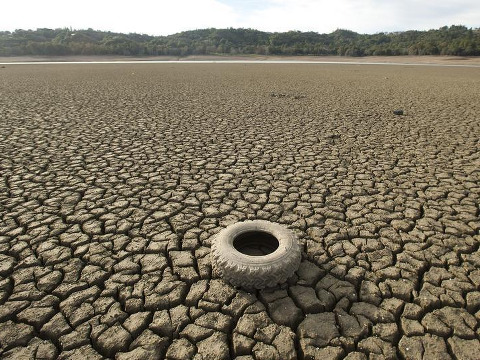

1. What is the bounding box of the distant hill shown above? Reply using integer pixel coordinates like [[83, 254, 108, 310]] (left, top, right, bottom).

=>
[[1, 25, 479, 57]]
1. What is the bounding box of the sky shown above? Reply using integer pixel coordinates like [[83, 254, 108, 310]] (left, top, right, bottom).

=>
[[2, 0, 479, 36]]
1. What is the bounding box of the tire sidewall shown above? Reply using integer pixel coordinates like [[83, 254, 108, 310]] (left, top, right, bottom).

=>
[[214, 220, 298, 267]]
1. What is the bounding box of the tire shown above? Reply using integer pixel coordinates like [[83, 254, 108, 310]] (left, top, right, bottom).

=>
[[211, 220, 301, 289]]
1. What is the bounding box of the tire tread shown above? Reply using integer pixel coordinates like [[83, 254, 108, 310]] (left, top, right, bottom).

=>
[[211, 221, 301, 289]]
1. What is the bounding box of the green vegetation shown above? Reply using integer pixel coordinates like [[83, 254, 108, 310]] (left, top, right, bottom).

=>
[[1, 25, 479, 57]]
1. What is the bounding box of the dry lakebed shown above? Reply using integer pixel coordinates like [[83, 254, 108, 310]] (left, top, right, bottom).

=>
[[0, 63, 479, 359]]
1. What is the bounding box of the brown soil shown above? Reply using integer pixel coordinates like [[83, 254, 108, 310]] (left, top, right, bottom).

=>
[[1, 54, 480, 66], [0, 63, 479, 359]]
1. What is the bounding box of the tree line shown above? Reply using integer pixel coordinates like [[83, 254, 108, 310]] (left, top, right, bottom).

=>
[[1, 25, 479, 57]]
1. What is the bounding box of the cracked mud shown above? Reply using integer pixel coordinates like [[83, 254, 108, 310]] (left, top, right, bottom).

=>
[[0, 63, 479, 359]]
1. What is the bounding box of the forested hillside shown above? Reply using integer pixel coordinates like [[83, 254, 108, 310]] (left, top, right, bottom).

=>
[[1, 25, 479, 57]]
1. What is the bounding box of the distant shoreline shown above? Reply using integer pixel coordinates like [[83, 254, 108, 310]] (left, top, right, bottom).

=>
[[1, 55, 480, 66]]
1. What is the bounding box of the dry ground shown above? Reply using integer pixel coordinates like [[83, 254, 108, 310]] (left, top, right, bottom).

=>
[[0, 63, 479, 359], [2, 55, 480, 66]]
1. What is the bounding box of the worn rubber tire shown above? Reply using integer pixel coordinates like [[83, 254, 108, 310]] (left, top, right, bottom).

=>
[[211, 220, 301, 289]]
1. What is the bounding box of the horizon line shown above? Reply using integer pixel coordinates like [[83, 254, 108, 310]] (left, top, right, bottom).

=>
[[2, 24, 478, 38]]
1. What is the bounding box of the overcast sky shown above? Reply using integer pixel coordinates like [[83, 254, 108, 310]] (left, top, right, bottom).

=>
[[2, 0, 479, 35]]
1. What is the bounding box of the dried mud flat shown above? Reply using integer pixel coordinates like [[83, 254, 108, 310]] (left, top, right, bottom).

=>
[[0, 63, 479, 359]]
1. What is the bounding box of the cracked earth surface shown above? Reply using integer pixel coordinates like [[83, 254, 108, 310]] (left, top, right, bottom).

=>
[[0, 63, 479, 359]]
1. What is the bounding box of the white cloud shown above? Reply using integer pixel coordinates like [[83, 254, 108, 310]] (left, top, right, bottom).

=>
[[1, 0, 239, 35], [2, 0, 479, 35], [239, 0, 480, 34]]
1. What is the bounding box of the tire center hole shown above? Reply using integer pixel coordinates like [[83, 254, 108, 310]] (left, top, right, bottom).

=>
[[233, 231, 279, 256]]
